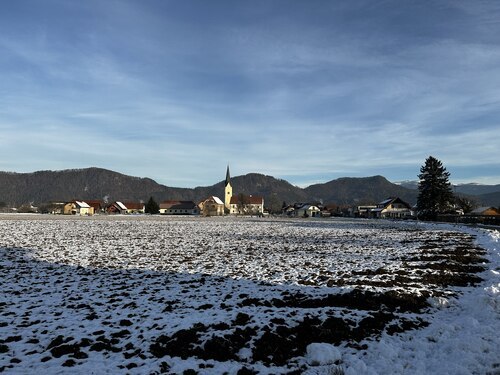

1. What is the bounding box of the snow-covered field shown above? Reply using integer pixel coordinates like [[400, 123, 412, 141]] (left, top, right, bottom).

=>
[[0, 215, 498, 374]]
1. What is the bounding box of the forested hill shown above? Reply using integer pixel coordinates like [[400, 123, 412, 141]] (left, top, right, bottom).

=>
[[1, 167, 423, 208], [0, 168, 190, 207], [398, 181, 500, 207], [305, 175, 418, 205]]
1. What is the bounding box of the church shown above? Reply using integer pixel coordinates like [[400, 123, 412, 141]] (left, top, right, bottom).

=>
[[224, 166, 264, 215]]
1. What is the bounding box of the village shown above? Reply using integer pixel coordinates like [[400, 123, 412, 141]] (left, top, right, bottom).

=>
[[54, 195, 419, 219], [35, 166, 420, 220], [5, 166, 498, 223]]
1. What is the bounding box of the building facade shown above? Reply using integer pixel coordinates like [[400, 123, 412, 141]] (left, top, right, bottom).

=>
[[199, 196, 225, 216], [63, 201, 94, 216], [229, 195, 264, 215], [159, 201, 199, 215], [371, 197, 413, 219]]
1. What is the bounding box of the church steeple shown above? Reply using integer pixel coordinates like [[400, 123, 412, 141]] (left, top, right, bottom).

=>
[[224, 165, 232, 211], [225, 165, 231, 186]]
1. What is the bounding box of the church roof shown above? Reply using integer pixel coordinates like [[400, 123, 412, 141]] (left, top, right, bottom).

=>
[[225, 165, 231, 186]]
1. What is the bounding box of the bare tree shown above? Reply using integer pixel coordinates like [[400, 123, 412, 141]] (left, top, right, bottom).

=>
[[236, 193, 249, 215]]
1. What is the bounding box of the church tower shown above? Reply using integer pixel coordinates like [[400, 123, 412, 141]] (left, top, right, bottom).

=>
[[224, 165, 232, 211]]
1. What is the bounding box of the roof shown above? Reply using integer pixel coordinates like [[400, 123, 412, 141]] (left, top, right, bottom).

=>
[[229, 195, 264, 205], [115, 201, 127, 210], [377, 197, 411, 209], [296, 204, 320, 211], [225, 165, 231, 186], [213, 196, 224, 205], [86, 200, 103, 207], [123, 202, 144, 210], [160, 200, 197, 210], [304, 205, 320, 211], [204, 196, 224, 205], [470, 207, 499, 215], [379, 198, 394, 206], [75, 201, 90, 208]]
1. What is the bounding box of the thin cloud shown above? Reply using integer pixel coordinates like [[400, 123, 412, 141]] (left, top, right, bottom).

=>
[[0, 0, 499, 187]]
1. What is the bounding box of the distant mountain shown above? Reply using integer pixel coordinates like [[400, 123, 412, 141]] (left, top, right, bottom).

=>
[[305, 175, 418, 205], [453, 183, 500, 196], [395, 180, 419, 190], [0, 169, 308, 208], [191, 173, 308, 208], [391, 181, 500, 208], [0, 168, 438, 209], [476, 191, 500, 207], [0, 168, 190, 207]]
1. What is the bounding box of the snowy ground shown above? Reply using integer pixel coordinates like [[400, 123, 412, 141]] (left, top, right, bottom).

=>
[[0, 215, 498, 374]]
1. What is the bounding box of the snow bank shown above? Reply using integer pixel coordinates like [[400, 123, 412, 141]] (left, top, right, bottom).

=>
[[306, 343, 341, 366], [343, 225, 500, 375]]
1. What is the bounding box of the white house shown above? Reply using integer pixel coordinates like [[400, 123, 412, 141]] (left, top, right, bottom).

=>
[[123, 202, 145, 214], [294, 204, 321, 218], [159, 201, 199, 215], [351, 205, 377, 218], [371, 197, 413, 219]]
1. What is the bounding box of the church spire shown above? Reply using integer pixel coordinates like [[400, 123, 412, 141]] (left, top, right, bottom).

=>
[[224, 165, 232, 211], [225, 165, 231, 187]]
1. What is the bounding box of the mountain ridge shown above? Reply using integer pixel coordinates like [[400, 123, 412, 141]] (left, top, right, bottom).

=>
[[1, 167, 498, 209], [396, 179, 500, 207]]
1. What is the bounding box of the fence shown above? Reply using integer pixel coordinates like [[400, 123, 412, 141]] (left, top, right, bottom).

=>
[[437, 214, 500, 226]]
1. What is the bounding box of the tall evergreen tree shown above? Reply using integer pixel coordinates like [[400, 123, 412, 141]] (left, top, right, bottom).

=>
[[145, 196, 160, 214], [417, 156, 454, 220]]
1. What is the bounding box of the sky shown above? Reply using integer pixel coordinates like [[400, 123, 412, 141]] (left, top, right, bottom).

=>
[[1, 0, 499, 188]]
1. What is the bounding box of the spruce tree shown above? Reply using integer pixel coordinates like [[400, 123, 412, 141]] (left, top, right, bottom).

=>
[[417, 156, 454, 220], [145, 196, 160, 214]]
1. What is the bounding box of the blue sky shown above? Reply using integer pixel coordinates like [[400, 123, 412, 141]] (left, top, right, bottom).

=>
[[1, 0, 499, 188]]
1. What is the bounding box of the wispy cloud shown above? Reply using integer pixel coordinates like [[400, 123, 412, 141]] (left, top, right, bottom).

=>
[[0, 0, 499, 187]]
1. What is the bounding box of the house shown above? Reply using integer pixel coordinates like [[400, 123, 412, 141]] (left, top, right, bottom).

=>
[[63, 201, 94, 216], [229, 195, 264, 215], [199, 196, 225, 216], [470, 207, 500, 216], [42, 202, 65, 214], [294, 204, 321, 218], [86, 200, 104, 214], [283, 203, 322, 218], [370, 197, 413, 219], [282, 204, 296, 216], [123, 202, 145, 214], [159, 201, 199, 215], [351, 205, 377, 218], [107, 201, 128, 214]]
